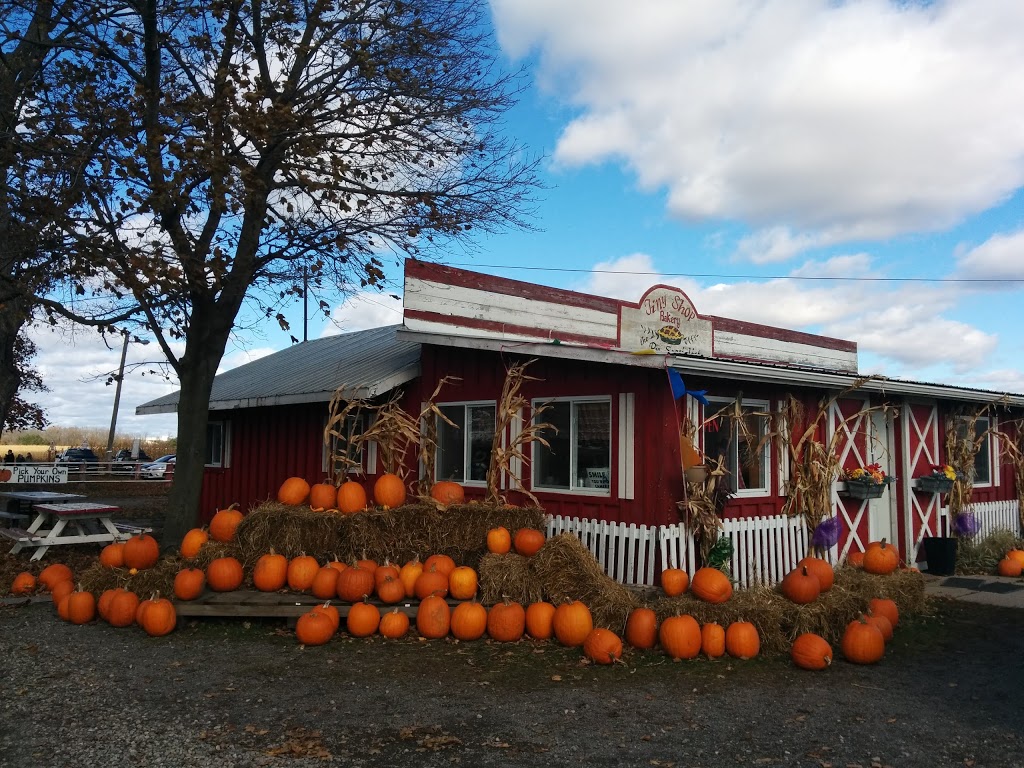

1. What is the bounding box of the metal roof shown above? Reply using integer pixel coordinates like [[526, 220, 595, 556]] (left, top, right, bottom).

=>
[[136, 324, 420, 414]]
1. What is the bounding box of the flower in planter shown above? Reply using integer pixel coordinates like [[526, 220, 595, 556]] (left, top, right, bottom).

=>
[[843, 463, 894, 485], [929, 464, 965, 481], [953, 510, 979, 539]]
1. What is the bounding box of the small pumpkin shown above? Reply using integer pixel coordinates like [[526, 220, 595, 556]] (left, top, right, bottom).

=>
[[430, 480, 465, 506], [583, 628, 623, 665], [780, 565, 821, 604], [139, 596, 177, 637], [513, 528, 545, 557], [864, 612, 893, 642], [624, 607, 658, 650], [253, 550, 289, 592], [287, 554, 320, 592], [10, 571, 36, 595], [1007, 549, 1024, 568], [416, 594, 451, 639], [375, 573, 407, 605], [309, 482, 338, 511], [98, 587, 121, 621], [658, 614, 701, 660], [374, 562, 401, 591], [487, 599, 526, 642], [207, 557, 244, 592], [277, 477, 311, 506], [379, 608, 411, 639], [690, 567, 733, 604], [997, 556, 1022, 577], [797, 556, 834, 592], [725, 621, 760, 659], [123, 533, 160, 570], [868, 598, 899, 628], [399, 557, 423, 598], [552, 600, 593, 647], [67, 589, 97, 625], [311, 565, 342, 600], [99, 542, 126, 568], [57, 594, 72, 622], [312, 602, 340, 633], [51, 579, 75, 607], [525, 601, 556, 640], [209, 503, 244, 543], [107, 589, 140, 628], [486, 526, 512, 554], [700, 622, 726, 659], [373, 473, 407, 508], [336, 480, 368, 514], [346, 599, 381, 638], [448, 566, 478, 601], [296, 607, 335, 645], [660, 567, 689, 597], [173, 568, 206, 601], [38, 563, 73, 591], [847, 550, 865, 568], [179, 528, 209, 559], [841, 616, 885, 664], [450, 601, 488, 641], [791, 633, 833, 670]]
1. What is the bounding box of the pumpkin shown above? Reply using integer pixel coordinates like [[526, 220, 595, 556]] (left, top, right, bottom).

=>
[[207, 557, 244, 592], [552, 600, 593, 647], [51, 579, 75, 607], [448, 566, 479, 601], [847, 550, 865, 568], [399, 558, 423, 598], [67, 589, 97, 625], [326, 558, 348, 575], [97, 587, 121, 620], [513, 528, 545, 557], [525, 601, 556, 640], [414, 566, 450, 600], [690, 567, 733, 603], [791, 633, 833, 670], [355, 557, 378, 578], [450, 601, 488, 641], [487, 599, 526, 642], [139, 596, 177, 637], [486, 526, 512, 554], [309, 482, 338, 511], [287, 554, 320, 592], [123, 533, 160, 570], [346, 600, 381, 638], [373, 473, 407, 508], [431, 480, 465, 506], [311, 566, 341, 599], [660, 567, 689, 596], [10, 571, 36, 595], [376, 573, 407, 605], [1007, 549, 1024, 568], [253, 550, 289, 592], [583, 628, 623, 665], [658, 614, 701, 660], [336, 564, 375, 602], [312, 602, 340, 632], [99, 542, 126, 568], [173, 568, 206, 601], [864, 612, 893, 642], [868, 598, 899, 628], [374, 562, 401, 591], [209, 504, 244, 543], [863, 540, 899, 575], [38, 563, 73, 591], [336, 480, 367, 514], [179, 528, 209, 559], [797, 556, 834, 592], [379, 608, 411, 639], [997, 557, 1023, 577], [700, 622, 726, 658], [277, 477, 311, 506], [296, 607, 335, 645], [416, 594, 451, 639], [725, 621, 760, 659], [107, 589, 140, 628], [423, 553, 456, 577], [57, 594, 72, 622], [624, 607, 658, 650], [841, 616, 885, 664], [780, 565, 821, 604]]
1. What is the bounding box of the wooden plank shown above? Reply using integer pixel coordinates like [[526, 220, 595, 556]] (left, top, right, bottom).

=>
[[0, 528, 38, 542]]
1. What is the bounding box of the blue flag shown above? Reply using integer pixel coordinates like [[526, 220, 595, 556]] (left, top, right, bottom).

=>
[[667, 369, 709, 406]]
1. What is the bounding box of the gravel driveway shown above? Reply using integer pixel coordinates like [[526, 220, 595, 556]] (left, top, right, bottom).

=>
[[2, 595, 1022, 768]]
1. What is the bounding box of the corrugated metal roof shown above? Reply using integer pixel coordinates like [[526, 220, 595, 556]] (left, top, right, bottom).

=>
[[136, 324, 420, 414]]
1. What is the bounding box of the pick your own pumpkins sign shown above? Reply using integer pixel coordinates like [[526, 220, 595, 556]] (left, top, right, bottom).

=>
[[619, 285, 713, 356]]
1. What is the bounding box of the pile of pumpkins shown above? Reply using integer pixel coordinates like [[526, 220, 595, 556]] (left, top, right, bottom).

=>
[[275, 473, 465, 514]]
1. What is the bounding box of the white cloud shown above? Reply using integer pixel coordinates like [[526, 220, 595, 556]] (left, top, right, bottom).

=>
[[954, 229, 1024, 280], [321, 291, 404, 337], [789, 253, 874, 279], [492, 0, 1024, 248]]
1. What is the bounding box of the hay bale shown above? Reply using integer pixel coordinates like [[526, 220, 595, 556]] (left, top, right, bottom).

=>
[[78, 557, 180, 599], [477, 552, 544, 606], [529, 533, 641, 633], [834, 566, 927, 618], [233, 503, 343, 567], [651, 586, 790, 654]]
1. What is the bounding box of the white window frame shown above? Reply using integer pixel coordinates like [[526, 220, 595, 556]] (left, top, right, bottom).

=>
[[701, 397, 771, 497], [435, 401, 496, 486], [323, 412, 370, 477], [205, 420, 229, 468], [972, 415, 996, 488], [532, 396, 613, 496]]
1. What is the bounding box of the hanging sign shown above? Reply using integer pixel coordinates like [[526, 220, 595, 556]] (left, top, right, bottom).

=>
[[0, 464, 69, 484], [619, 285, 713, 356]]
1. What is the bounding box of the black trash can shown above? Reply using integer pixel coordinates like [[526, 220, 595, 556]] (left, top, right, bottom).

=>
[[922, 536, 957, 576]]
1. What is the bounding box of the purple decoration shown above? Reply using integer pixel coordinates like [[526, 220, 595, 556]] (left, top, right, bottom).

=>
[[811, 516, 843, 549], [954, 511, 979, 538]]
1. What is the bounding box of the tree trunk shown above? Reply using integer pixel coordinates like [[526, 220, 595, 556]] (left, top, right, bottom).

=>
[[0, 299, 31, 437]]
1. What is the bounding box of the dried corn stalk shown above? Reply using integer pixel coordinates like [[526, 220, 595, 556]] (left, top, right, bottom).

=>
[[414, 376, 460, 498], [324, 384, 367, 484], [677, 454, 732, 563], [994, 417, 1024, 530], [945, 406, 989, 527], [485, 359, 552, 506]]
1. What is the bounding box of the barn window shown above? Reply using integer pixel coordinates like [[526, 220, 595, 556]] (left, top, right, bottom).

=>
[[436, 402, 496, 484], [324, 412, 368, 477], [205, 421, 228, 467], [532, 398, 611, 493], [972, 416, 993, 487], [702, 399, 771, 496]]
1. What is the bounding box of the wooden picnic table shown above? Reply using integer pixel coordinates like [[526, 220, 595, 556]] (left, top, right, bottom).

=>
[[0, 501, 150, 562], [0, 490, 87, 526]]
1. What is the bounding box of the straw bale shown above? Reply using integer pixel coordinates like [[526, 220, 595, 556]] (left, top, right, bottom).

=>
[[78, 556, 181, 600], [477, 552, 544, 606], [833, 566, 927, 617], [651, 586, 790, 654]]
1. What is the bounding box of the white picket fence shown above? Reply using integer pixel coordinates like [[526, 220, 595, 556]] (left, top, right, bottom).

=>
[[939, 499, 1021, 539], [544, 512, 812, 589]]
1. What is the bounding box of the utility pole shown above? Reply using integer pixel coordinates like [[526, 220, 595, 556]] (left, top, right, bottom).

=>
[[302, 266, 309, 342], [105, 332, 130, 459]]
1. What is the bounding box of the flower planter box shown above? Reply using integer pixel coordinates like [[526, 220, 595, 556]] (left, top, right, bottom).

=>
[[916, 476, 954, 494], [840, 481, 886, 500]]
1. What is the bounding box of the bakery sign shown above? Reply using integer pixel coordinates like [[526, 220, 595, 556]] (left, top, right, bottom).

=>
[[619, 285, 713, 357]]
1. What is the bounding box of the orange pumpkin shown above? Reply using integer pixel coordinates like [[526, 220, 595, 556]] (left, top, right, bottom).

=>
[[336, 564, 375, 602], [725, 621, 760, 659], [416, 594, 451, 639], [583, 628, 623, 665], [1007, 549, 1024, 568], [864, 612, 893, 642], [841, 616, 885, 664], [287, 554, 320, 592], [209, 504, 244, 543], [624, 607, 658, 650], [690, 567, 733, 603], [450, 601, 488, 641], [780, 565, 821, 604], [997, 557, 1023, 577], [379, 608, 411, 639], [10, 571, 36, 595], [57, 594, 72, 622], [375, 572, 407, 605], [312, 602, 340, 632], [295, 607, 335, 645], [253, 550, 289, 592], [67, 589, 97, 625], [206, 557, 244, 592], [311, 566, 342, 600], [278, 477, 311, 505], [98, 587, 121, 621], [552, 600, 593, 647], [414, 566, 450, 600], [658, 614, 701, 660], [336, 480, 367, 514], [374, 562, 401, 589], [700, 622, 726, 658], [863, 540, 899, 575], [100, 542, 126, 568], [356, 557, 378, 579], [847, 550, 865, 568], [430, 480, 465, 506], [123, 533, 160, 570], [38, 563, 73, 591], [423, 553, 456, 577], [308, 483, 337, 511], [868, 598, 899, 628], [797, 556, 834, 592], [51, 579, 75, 607], [525, 601, 556, 640], [487, 599, 526, 642], [179, 528, 208, 559], [660, 567, 689, 596], [346, 600, 381, 638], [373, 473, 407, 508], [139, 596, 176, 637], [448, 566, 478, 601], [173, 568, 206, 601], [399, 558, 423, 598], [486, 526, 512, 554], [107, 589, 140, 628], [791, 633, 833, 670], [513, 528, 545, 557]]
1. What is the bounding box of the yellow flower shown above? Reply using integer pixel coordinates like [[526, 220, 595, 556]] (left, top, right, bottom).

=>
[[943, 466, 956, 480]]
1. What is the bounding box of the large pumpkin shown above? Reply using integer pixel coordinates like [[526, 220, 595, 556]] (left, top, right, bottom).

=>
[[791, 633, 833, 670], [123, 533, 160, 570], [423, 553, 457, 578], [431, 480, 465, 506], [346, 600, 381, 638], [552, 600, 593, 647], [209, 504, 244, 543], [107, 589, 140, 628], [513, 528, 545, 557], [725, 621, 760, 659], [287, 554, 320, 592], [413, 566, 450, 600], [841, 617, 885, 664], [308, 483, 337, 510], [624, 607, 658, 650], [487, 600, 526, 642], [336, 564, 375, 602], [173, 568, 206, 601], [67, 589, 97, 625], [253, 550, 289, 592], [336, 480, 367, 514], [379, 609, 411, 639], [525, 601, 556, 640], [997, 557, 1023, 577], [100, 542, 126, 568], [416, 594, 451, 639], [863, 540, 899, 575], [780, 565, 821, 604], [1007, 549, 1024, 568], [139, 596, 176, 637], [277, 477, 311, 506], [295, 607, 335, 646], [451, 601, 488, 641], [207, 557, 244, 592], [179, 528, 209, 559], [658, 614, 701, 660], [373, 473, 407, 508], [311, 566, 341, 600], [584, 628, 623, 665], [690, 567, 733, 603]]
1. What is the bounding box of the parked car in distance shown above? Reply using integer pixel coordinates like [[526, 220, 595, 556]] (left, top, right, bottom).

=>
[[139, 454, 175, 479], [55, 448, 100, 464], [115, 448, 152, 462], [112, 448, 153, 471]]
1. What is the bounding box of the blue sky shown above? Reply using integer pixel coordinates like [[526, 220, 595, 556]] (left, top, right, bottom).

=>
[[27, 0, 1024, 440]]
